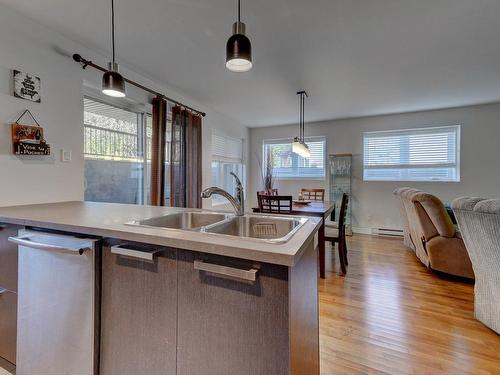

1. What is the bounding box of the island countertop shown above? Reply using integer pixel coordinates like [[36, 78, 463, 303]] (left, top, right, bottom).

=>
[[0, 201, 321, 266]]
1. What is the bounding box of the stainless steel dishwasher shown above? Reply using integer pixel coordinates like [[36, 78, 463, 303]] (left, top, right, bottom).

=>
[[9, 229, 98, 375]]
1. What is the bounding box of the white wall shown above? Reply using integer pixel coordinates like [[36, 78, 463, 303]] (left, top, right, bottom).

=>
[[0, 7, 85, 206], [249, 103, 500, 232], [0, 5, 248, 208]]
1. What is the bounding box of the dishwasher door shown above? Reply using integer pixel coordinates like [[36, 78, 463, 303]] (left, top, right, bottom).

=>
[[9, 229, 98, 375]]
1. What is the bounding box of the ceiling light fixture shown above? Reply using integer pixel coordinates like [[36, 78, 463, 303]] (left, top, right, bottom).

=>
[[102, 0, 126, 97], [226, 0, 252, 72], [292, 91, 310, 158]]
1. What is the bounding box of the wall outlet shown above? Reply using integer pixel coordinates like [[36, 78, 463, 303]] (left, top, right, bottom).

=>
[[61, 149, 72, 162]]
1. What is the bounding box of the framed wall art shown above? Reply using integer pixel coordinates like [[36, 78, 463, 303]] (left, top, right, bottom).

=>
[[13, 70, 41, 103], [11, 109, 50, 156]]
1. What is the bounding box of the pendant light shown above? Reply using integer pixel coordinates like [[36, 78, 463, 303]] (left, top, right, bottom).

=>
[[102, 0, 126, 97], [226, 0, 252, 72], [292, 91, 310, 158]]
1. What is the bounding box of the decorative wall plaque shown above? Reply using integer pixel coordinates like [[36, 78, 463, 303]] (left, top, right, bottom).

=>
[[13, 70, 41, 103], [11, 110, 50, 156]]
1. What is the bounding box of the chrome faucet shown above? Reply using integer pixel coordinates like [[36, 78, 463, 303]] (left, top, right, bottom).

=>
[[201, 172, 245, 216]]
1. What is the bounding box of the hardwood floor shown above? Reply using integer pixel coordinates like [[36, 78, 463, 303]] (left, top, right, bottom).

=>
[[319, 234, 500, 375]]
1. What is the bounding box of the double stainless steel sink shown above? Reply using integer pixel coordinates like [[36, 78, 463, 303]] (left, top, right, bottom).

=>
[[132, 212, 231, 231], [127, 211, 307, 243]]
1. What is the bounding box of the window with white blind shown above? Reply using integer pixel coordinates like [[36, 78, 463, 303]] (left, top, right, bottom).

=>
[[263, 137, 326, 179], [83, 97, 153, 205], [211, 132, 245, 205], [363, 125, 460, 182]]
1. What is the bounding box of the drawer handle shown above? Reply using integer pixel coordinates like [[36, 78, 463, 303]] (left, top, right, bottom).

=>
[[194, 260, 259, 282], [111, 245, 160, 261], [8, 236, 90, 255]]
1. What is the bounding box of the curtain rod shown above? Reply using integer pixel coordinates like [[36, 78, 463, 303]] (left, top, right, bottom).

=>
[[72, 53, 206, 117]]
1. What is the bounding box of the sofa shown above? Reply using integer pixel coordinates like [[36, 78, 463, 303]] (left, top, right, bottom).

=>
[[452, 197, 500, 334], [393, 187, 429, 266], [393, 188, 474, 279]]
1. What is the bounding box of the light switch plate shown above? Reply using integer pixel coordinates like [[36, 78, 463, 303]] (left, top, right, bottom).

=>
[[61, 149, 72, 162]]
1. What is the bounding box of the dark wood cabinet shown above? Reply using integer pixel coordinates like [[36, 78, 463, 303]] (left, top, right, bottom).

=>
[[100, 240, 178, 375], [100, 238, 319, 375]]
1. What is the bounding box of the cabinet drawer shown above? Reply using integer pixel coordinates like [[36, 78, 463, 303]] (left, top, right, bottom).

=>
[[100, 241, 177, 375], [0, 290, 16, 365]]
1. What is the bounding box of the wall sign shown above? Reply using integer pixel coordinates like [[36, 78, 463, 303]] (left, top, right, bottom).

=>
[[11, 110, 50, 156], [13, 70, 41, 103]]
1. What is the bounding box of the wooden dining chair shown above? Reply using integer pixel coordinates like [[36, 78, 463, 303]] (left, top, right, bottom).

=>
[[301, 188, 325, 201], [325, 193, 349, 274], [257, 189, 278, 198], [258, 194, 293, 214]]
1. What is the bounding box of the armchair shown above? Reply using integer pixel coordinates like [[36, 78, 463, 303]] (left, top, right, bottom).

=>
[[452, 197, 500, 334]]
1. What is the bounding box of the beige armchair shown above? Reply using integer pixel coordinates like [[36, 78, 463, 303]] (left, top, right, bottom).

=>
[[411, 192, 474, 279], [452, 197, 500, 334]]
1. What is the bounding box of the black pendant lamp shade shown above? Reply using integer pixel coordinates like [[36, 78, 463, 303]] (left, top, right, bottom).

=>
[[102, 62, 126, 98], [226, 0, 252, 72], [102, 0, 126, 97]]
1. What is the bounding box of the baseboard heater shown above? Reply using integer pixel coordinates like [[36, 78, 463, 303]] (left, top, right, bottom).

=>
[[372, 228, 404, 237]]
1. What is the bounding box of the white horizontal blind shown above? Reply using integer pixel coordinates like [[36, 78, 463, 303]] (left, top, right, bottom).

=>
[[212, 133, 243, 162], [212, 132, 244, 204], [263, 137, 326, 178], [363, 125, 460, 181]]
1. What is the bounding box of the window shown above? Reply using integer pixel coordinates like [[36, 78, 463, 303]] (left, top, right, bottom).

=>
[[84, 98, 155, 204], [363, 125, 460, 182], [263, 137, 326, 179], [211, 133, 245, 205]]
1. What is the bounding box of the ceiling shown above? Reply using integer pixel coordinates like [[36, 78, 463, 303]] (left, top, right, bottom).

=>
[[2, 0, 500, 127]]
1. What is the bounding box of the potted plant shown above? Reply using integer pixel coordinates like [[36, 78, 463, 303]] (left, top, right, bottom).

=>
[[257, 149, 275, 194]]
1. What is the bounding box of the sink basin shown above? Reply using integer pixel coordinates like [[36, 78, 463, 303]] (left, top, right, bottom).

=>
[[127, 212, 232, 231], [203, 215, 308, 243]]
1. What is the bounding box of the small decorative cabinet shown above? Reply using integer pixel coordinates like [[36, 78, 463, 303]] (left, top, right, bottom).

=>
[[329, 154, 352, 234]]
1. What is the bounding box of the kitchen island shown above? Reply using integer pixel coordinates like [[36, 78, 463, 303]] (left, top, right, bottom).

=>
[[0, 201, 321, 375]]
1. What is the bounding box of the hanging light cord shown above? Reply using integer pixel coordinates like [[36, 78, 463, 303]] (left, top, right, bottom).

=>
[[238, 0, 241, 22], [302, 93, 305, 141], [111, 0, 116, 64], [299, 93, 303, 141], [297, 91, 308, 142]]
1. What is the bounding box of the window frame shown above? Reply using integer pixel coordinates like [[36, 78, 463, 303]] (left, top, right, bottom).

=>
[[262, 136, 327, 180], [362, 125, 461, 182]]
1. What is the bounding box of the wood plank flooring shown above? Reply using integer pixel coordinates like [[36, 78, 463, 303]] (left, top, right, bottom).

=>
[[319, 234, 500, 375]]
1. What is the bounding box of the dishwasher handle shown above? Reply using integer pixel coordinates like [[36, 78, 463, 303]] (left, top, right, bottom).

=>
[[8, 236, 90, 255]]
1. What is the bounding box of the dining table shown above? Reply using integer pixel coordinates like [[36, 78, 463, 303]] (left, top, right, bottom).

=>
[[252, 200, 335, 279]]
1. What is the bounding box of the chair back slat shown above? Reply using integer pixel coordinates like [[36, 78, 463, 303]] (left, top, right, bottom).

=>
[[338, 193, 349, 232], [257, 189, 278, 199], [258, 195, 293, 214], [301, 188, 325, 201]]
